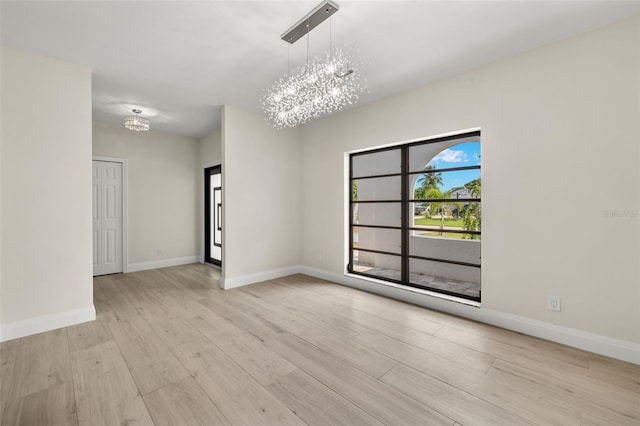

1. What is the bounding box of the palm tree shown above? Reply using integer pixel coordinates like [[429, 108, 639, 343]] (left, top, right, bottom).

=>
[[419, 165, 443, 191], [462, 178, 481, 239], [464, 178, 481, 197]]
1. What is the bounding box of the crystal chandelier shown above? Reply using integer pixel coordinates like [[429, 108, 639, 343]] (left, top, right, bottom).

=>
[[124, 109, 150, 132], [262, 47, 364, 128], [261, 1, 366, 128]]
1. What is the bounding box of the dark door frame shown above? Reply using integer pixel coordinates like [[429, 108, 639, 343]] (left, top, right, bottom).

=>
[[204, 164, 222, 266]]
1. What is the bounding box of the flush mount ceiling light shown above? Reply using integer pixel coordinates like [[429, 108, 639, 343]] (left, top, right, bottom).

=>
[[124, 109, 150, 132], [261, 0, 366, 128]]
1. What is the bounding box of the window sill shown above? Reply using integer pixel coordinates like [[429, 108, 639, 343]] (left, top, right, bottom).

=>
[[344, 272, 481, 308]]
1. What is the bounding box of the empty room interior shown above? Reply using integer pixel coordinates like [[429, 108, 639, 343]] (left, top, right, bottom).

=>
[[1, 1, 639, 425]]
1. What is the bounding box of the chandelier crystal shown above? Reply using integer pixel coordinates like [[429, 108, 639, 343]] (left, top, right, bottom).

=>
[[261, 1, 366, 128], [124, 109, 150, 132], [261, 47, 365, 128]]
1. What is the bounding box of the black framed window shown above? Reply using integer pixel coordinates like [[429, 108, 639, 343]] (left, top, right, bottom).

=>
[[349, 131, 481, 302]]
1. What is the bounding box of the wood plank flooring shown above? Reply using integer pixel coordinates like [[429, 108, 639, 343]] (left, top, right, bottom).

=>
[[1, 264, 639, 426]]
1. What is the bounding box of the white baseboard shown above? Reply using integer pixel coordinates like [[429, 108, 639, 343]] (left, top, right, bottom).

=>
[[477, 308, 640, 365], [0, 305, 96, 342], [300, 265, 640, 365], [127, 256, 201, 273], [222, 265, 302, 289]]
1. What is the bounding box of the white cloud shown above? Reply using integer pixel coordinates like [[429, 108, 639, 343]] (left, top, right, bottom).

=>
[[432, 149, 467, 164]]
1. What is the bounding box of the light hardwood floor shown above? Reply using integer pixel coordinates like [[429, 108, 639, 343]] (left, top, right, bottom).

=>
[[1, 264, 639, 425]]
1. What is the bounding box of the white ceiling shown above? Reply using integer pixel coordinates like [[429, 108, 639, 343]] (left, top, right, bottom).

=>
[[1, 1, 638, 138]]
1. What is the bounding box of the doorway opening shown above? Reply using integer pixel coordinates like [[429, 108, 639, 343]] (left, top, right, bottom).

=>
[[204, 165, 222, 266]]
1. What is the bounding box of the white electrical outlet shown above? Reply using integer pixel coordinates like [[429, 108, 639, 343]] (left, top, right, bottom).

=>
[[548, 295, 561, 312]]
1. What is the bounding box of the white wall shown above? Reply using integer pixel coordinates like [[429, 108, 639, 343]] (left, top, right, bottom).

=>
[[221, 105, 301, 287], [93, 122, 201, 268], [299, 16, 639, 347], [200, 129, 222, 166], [1, 47, 94, 340]]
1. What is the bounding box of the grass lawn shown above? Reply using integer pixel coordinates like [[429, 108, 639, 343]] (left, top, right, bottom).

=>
[[414, 217, 464, 227]]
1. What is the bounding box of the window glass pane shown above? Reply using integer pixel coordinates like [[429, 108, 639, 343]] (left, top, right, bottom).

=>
[[213, 188, 222, 246], [352, 149, 401, 177], [411, 201, 481, 240], [353, 227, 401, 255], [352, 251, 401, 282], [353, 202, 401, 227], [409, 233, 481, 264], [412, 169, 481, 200], [408, 258, 480, 299], [353, 176, 401, 201], [409, 140, 481, 172], [411, 230, 480, 240]]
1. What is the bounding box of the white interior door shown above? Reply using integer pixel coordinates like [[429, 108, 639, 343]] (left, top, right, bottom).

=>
[[93, 161, 123, 276]]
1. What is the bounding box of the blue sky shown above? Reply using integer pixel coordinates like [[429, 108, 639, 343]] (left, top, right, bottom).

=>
[[416, 141, 481, 192]]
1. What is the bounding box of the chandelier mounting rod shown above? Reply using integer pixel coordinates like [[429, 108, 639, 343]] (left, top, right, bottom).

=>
[[280, 0, 340, 44]]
